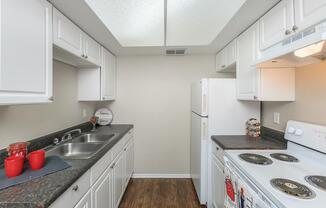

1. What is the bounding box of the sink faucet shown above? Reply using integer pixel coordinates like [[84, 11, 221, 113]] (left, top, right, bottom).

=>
[[61, 129, 82, 142]]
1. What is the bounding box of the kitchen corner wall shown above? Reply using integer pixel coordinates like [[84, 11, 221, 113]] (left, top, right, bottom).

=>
[[97, 55, 234, 175], [0, 61, 97, 149], [262, 61, 326, 131]]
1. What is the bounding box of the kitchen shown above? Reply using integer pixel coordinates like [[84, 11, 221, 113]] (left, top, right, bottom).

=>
[[1, 0, 326, 207]]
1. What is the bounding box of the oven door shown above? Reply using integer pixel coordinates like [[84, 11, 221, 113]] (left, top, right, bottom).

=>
[[224, 157, 274, 208]]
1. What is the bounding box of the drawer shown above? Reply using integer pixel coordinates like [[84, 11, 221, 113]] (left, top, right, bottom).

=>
[[90, 149, 112, 185], [112, 129, 134, 160], [50, 170, 91, 208], [212, 142, 224, 164]]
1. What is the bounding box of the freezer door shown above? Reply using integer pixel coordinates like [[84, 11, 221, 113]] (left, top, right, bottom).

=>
[[191, 79, 208, 116], [190, 112, 208, 204]]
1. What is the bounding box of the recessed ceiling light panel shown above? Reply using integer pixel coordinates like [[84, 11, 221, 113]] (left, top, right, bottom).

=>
[[86, 0, 165, 47], [166, 0, 246, 46]]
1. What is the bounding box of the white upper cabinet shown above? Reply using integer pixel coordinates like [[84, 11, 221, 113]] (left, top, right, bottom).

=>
[[53, 8, 100, 68], [237, 22, 295, 101], [0, 0, 53, 105], [294, 0, 326, 32], [215, 39, 237, 72], [259, 0, 294, 50], [101, 48, 117, 101], [78, 47, 116, 101], [83, 34, 101, 66], [53, 8, 83, 59], [236, 22, 260, 100]]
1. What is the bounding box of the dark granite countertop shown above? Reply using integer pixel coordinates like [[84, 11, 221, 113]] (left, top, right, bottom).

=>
[[0, 124, 133, 208], [211, 127, 287, 150]]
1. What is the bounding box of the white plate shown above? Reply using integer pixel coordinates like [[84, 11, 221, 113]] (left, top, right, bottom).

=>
[[94, 108, 113, 126]]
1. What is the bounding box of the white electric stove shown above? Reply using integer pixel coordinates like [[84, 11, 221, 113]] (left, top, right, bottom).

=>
[[224, 120, 326, 208]]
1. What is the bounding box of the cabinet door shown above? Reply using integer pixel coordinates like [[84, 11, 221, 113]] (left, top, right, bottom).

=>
[[113, 153, 124, 208], [125, 139, 134, 184], [84, 34, 101, 66], [0, 0, 53, 104], [294, 0, 326, 31], [215, 51, 223, 71], [236, 22, 260, 101], [260, 0, 294, 50], [74, 191, 92, 208], [53, 8, 84, 58], [101, 47, 117, 100], [92, 168, 113, 208], [212, 156, 225, 208], [227, 39, 237, 66]]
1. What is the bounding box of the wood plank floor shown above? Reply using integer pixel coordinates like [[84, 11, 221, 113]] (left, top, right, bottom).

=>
[[119, 179, 206, 208]]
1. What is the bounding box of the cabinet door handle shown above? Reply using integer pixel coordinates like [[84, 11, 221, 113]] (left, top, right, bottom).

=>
[[292, 25, 298, 32], [221, 65, 226, 68], [216, 147, 219, 151], [81, 54, 85, 58], [85, 55, 88, 59], [253, 96, 258, 100], [285, 29, 292, 35], [110, 162, 116, 169], [72, 185, 79, 191]]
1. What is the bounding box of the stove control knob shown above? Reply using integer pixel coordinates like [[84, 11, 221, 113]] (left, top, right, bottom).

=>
[[287, 127, 295, 134], [295, 129, 303, 136]]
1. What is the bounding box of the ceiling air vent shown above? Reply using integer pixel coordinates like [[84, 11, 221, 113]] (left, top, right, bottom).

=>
[[166, 49, 186, 56]]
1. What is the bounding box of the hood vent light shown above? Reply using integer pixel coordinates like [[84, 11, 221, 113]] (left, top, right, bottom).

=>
[[166, 49, 186, 56]]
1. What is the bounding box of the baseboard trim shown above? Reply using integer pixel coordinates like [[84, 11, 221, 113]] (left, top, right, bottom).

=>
[[132, 173, 191, 179]]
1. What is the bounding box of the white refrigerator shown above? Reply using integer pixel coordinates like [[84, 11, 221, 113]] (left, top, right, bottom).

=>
[[190, 78, 260, 205]]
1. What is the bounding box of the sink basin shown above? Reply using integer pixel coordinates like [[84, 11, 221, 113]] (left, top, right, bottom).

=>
[[71, 133, 117, 143], [47, 143, 103, 159]]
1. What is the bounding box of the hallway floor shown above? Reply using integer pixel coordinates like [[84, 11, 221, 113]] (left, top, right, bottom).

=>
[[119, 178, 206, 208]]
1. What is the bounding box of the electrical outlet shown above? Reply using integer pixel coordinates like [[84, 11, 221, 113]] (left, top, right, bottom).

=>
[[82, 109, 87, 118], [273, 112, 280, 124]]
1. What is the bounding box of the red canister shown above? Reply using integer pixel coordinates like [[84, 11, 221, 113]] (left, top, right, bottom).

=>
[[28, 150, 45, 170], [7, 142, 28, 158], [4, 155, 25, 178]]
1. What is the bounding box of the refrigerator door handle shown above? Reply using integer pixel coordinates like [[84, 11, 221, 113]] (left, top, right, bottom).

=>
[[202, 120, 207, 139], [202, 94, 207, 114]]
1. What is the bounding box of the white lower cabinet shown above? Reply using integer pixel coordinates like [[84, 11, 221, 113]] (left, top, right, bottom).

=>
[[75, 191, 92, 208], [113, 152, 124, 208], [92, 167, 113, 208], [211, 155, 225, 208], [50, 129, 134, 208], [125, 140, 134, 186]]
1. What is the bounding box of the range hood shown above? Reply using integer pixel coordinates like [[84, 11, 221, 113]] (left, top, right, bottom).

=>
[[255, 20, 326, 68]]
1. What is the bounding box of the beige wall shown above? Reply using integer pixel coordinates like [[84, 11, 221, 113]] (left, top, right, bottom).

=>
[[0, 61, 97, 149], [98, 55, 234, 174], [262, 61, 326, 131]]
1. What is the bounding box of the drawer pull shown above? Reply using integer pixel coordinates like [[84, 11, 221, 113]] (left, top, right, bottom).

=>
[[72, 185, 79, 191]]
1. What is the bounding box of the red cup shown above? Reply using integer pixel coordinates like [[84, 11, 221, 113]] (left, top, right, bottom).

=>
[[28, 150, 45, 170], [5, 155, 25, 178]]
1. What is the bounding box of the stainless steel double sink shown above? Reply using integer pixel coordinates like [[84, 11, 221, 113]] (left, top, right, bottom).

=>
[[46, 133, 119, 160]]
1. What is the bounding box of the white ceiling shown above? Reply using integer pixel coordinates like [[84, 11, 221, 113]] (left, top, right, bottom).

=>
[[49, 0, 280, 55]]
